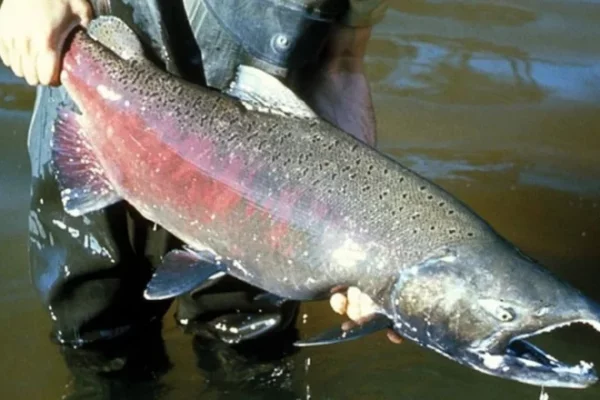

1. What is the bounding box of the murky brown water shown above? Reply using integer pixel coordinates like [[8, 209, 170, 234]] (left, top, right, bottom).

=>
[[1, 1, 600, 399]]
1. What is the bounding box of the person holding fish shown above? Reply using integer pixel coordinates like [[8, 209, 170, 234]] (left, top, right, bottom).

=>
[[0, 0, 401, 358]]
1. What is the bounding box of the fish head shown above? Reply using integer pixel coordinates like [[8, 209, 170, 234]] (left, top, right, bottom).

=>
[[388, 239, 600, 388]]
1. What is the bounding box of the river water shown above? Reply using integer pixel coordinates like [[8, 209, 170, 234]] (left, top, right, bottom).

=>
[[1, 1, 599, 399]]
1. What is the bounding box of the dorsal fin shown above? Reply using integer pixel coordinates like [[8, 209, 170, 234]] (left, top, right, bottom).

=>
[[87, 16, 145, 61], [225, 65, 318, 120]]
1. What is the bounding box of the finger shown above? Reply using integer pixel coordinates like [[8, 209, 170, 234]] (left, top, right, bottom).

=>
[[347, 287, 368, 321], [329, 293, 348, 315], [386, 330, 403, 344], [10, 44, 23, 77], [71, 0, 93, 26], [346, 301, 362, 322], [359, 291, 376, 314], [0, 39, 9, 67], [37, 50, 60, 86], [347, 287, 361, 306], [22, 51, 39, 86]]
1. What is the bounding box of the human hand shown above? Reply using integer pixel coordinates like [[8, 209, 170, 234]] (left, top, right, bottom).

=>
[[330, 286, 403, 344], [0, 0, 92, 86]]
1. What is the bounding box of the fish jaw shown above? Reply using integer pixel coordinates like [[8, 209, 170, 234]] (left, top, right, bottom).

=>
[[391, 311, 600, 389], [462, 340, 596, 388], [385, 240, 600, 388]]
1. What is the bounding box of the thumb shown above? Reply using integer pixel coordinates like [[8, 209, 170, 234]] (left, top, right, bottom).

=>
[[70, 0, 93, 27]]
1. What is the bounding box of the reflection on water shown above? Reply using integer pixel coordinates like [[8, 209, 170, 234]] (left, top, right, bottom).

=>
[[371, 32, 548, 105], [369, 1, 600, 105], [1, 0, 599, 399]]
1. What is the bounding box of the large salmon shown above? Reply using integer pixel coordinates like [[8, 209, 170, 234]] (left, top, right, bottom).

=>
[[50, 16, 600, 389]]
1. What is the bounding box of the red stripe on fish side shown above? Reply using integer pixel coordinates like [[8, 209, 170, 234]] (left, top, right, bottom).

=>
[[62, 47, 336, 260]]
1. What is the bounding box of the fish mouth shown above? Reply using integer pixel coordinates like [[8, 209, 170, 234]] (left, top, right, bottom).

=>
[[466, 320, 600, 388]]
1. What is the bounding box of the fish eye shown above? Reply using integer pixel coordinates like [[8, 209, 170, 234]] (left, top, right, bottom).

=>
[[496, 307, 515, 322], [478, 299, 516, 322]]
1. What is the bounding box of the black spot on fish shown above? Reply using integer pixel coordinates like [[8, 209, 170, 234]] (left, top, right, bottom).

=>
[[402, 193, 408, 199], [448, 210, 455, 215], [467, 232, 474, 237], [383, 169, 389, 175], [419, 186, 426, 191], [439, 201, 445, 207], [349, 173, 357, 179], [278, 132, 292, 145], [362, 185, 371, 192], [427, 195, 433, 200], [326, 140, 339, 150], [448, 229, 456, 234]]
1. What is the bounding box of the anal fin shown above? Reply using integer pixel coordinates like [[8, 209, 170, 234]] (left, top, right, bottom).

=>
[[144, 249, 225, 300], [294, 314, 390, 347], [50, 106, 122, 217]]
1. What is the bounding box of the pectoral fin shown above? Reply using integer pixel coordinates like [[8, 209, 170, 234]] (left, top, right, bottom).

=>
[[294, 314, 391, 347], [144, 249, 225, 300], [51, 106, 122, 217]]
